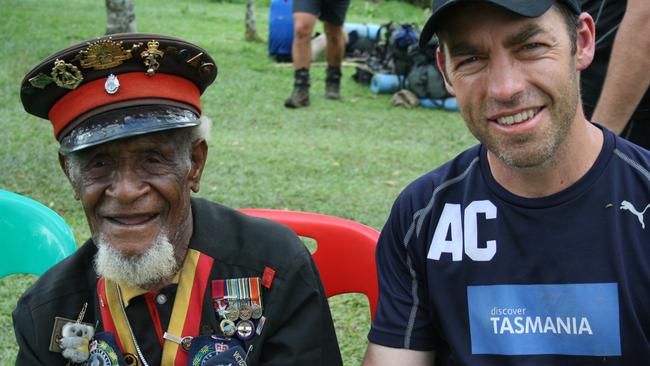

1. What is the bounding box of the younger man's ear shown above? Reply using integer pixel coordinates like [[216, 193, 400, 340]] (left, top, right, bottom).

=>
[[575, 13, 596, 71], [436, 47, 456, 96]]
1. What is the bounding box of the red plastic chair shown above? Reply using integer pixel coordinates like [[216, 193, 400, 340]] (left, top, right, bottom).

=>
[[239, 209, 380, 320]]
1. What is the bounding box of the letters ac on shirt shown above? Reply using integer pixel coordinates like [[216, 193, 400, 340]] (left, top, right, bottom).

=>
[[425, 200, 622, 357], [427, 200, 497, 262]]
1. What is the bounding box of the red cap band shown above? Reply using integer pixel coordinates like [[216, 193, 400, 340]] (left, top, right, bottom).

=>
[[48, 72, 202, 138]]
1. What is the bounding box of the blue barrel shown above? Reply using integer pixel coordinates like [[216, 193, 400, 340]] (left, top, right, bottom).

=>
[[371, 74, 405, 94], [419, 97, 460, 111], [269, 0, 294, 61], [344, 23, 382, 41]]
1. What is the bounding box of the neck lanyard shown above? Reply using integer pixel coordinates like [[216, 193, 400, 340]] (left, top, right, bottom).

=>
[[97, 248, 214, 366]]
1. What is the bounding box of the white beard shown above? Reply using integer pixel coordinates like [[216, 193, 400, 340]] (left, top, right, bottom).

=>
[[93, 233, 179, 289]]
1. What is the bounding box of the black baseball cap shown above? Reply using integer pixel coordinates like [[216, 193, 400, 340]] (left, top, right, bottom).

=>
[[419, 0, 581, 48]]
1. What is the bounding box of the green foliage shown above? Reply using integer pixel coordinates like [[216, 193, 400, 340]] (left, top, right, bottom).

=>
[[0, 0, 474, 365]]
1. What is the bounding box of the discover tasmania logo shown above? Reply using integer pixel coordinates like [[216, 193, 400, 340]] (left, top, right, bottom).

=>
[[467, 283, 621, 356]]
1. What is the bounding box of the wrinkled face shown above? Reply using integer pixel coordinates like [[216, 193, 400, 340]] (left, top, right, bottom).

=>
[[437, 4, 592, 169], [63, 130, 205, 260]]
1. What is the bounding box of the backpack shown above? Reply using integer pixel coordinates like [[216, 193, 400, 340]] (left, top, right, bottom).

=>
[[405, 37, 448, 99], [384, 23, 419, 76]]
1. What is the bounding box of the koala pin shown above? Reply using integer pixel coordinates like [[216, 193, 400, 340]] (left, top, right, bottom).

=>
[[59, 322, 95, 363]]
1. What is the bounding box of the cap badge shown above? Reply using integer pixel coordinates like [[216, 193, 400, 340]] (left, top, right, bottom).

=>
[[104, 74, 120, 94], [51, 59, 83, 90], [78, 39, 141, 70], [141, 40, 165, 76], [28, 72, 55, 89]]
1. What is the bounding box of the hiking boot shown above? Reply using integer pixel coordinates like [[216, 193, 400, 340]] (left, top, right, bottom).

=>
[[325, 65, 342, 100], [285, 68, 310, 108]]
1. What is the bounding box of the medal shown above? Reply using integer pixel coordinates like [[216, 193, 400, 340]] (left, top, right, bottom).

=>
[[224, 305, 240, 322], [239, 304, 252, 320], [225, 279, 240, 321], [211, 279, 228, 320], [236, 319, 255, 341], [220, 319, 236, 337], [237, 278, 252, 320], [251, 304, 262, 320], [249, 277, 263, 319]]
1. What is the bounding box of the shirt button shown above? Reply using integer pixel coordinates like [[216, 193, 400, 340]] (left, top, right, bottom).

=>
[[156, 293, 168, 305]]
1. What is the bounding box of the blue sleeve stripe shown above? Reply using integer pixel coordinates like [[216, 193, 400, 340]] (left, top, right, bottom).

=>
[[401, 156, 480, 348], [614, 148, 650, 183]]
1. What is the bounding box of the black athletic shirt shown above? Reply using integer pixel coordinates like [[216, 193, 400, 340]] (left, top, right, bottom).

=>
[[580, 0, 650, 129]]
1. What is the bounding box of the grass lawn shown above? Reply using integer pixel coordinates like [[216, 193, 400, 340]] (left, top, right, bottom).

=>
[[0, 0, 475, 364]]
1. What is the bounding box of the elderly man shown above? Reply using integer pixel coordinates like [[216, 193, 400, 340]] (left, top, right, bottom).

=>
[[13, 33, 342, 366], [363, 1, 650, 365]]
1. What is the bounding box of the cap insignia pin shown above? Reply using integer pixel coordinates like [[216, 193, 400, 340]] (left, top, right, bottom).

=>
[[104, 74, 120, 94], [28, 73, 54, 89], [78, 38, 141, 70], [141, 40, 165, 76], [51, 59, 83, 90]]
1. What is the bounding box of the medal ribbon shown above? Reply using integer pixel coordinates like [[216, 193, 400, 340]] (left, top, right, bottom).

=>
[[211, 279, 226, 315], [239, 278, 250, 305], [97, 249, 214, 366], [249, 277, 261, 307]]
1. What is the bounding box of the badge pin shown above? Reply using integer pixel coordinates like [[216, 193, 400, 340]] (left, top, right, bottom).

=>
[[78, 38, 141, 70], [123, 353, 139, 365], [215, 341, 230, 354], [255, 316, 266, 336], [89, 339, 123, 366], [220, 319, 237, 337], [51, 59, 83, 90], [140, 40, 164, 76], [236, 319, 255, 341], [28, 73, 54, 89], [163, 332, 193, 352], [104, 74, 120, 94]]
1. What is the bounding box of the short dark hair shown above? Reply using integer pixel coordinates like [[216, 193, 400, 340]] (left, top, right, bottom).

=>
[[554, 3, 580, 55]]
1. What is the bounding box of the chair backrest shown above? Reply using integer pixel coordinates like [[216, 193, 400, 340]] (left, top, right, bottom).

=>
[[0, 190, 77, 278], [239, 208, 380, 320]]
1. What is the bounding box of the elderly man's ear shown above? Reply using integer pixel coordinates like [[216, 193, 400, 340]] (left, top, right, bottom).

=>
[[189, 139, 208, 193], [58, 153, 80, 200]]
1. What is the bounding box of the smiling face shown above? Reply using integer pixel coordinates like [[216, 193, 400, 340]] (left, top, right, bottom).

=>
[[436, 3, 593, 169], [62, 128, 207, 269]]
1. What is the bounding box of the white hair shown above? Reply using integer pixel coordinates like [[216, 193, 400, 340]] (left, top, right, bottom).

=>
[[93, 232, 179, 289]]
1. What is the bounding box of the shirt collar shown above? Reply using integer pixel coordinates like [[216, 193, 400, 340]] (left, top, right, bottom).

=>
[[118, 271, 181, 307]]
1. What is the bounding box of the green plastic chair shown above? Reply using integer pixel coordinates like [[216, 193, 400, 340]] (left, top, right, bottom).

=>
[[0, 190, 76, 278]]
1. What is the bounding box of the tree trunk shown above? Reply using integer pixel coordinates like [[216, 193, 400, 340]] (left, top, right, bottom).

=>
[[106, 0, 137, 35], [245, 0, 261, 42]]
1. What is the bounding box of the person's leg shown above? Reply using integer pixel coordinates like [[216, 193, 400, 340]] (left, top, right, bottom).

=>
[[321, 0, 350, 99], [285, 11, 318, 108], [292, 12, 318, 70], [323, 22, 346, 67], [323, 22, 345, 99]]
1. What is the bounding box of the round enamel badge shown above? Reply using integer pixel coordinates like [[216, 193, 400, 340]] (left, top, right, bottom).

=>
[[88, 339, 119, 366]]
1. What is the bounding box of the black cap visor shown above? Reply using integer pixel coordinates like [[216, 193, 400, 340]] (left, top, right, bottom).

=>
[[420, 0, 567, 48], [59, 105, 200, 155]]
